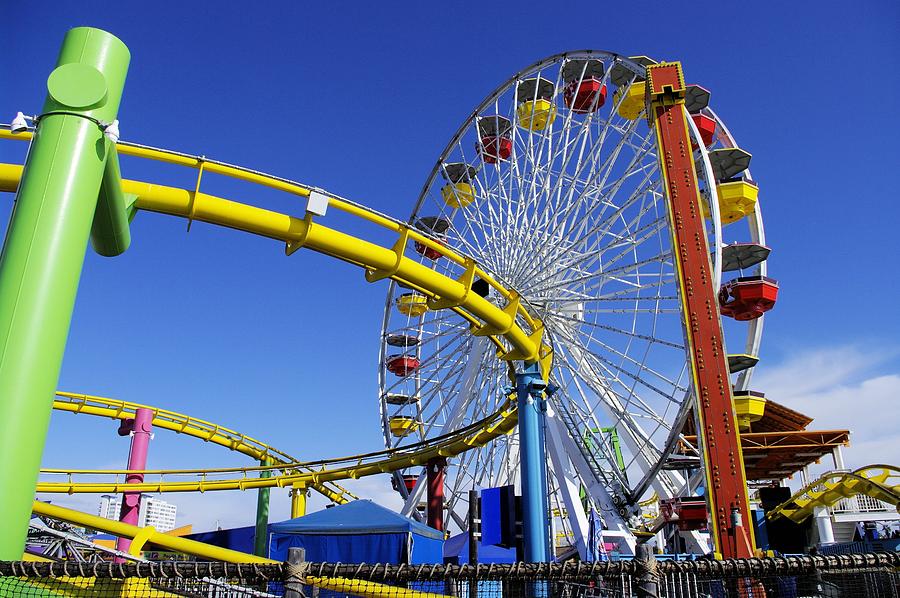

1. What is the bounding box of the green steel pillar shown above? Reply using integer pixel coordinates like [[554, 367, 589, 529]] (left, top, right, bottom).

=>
[[254, 459, 273, 557], [0, 27, 129, 559]]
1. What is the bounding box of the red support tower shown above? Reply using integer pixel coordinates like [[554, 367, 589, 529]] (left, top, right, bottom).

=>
[[426, 457, 446, 532], [646, 62, 755, 559]]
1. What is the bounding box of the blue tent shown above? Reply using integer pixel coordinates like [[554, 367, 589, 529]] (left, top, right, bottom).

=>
[[443, 532, 517, 564], [269, 500, 443, 565], [185, 524, 258, 554]]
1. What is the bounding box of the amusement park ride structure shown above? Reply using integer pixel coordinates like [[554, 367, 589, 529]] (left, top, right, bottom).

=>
[[0, 27, 894, 570]]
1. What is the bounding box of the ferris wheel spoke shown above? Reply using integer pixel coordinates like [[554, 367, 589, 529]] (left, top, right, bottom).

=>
[[555, 339, 671, 435], [521, 178, 661, 290], [544, 310, 683, 350], [524, 250, 671, 297]]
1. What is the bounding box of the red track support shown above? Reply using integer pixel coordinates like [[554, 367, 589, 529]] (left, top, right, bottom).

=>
[[646, 62, 755, 558], [426, 457, 446, 532]]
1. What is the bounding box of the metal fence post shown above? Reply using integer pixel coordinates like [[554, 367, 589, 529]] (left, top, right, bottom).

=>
[[635, 544, 659, 598], [285, 546, 306, 598], [468, 489, 480, 598]]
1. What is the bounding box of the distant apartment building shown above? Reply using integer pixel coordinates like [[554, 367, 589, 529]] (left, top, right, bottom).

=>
[[98, 494, 178, 532]]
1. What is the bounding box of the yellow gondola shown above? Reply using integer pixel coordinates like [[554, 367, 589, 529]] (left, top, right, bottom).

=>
[[396, 293, 428, 316], [732, 390, 766, 432], [614, 82, 646, 120], [389, 415, 420, 438], [702, 180, 759, 224], [441, 182, 475, 208], [516, 78, 557, 131]]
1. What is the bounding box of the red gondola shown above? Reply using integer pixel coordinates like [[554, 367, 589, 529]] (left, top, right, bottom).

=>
[[386, 355, 420, 376], [477, 115, 513, 163], [691, 113, 716, 148], [413, 239, 444, 261], [413, 216, 451, 261], [563, 59, 607, 113], [719, 276, 779, 321]]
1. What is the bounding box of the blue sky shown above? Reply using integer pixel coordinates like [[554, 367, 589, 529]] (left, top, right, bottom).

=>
[[3, 1, 898, 530]]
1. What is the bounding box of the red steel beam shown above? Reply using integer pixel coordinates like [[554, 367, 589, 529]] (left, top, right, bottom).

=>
[[646, 62, 755, 558]]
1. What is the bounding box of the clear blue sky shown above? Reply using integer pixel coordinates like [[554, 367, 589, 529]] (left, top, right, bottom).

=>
[[2, 0, 898, 529]]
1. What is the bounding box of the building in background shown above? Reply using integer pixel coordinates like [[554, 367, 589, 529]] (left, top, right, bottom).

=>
[[98, 495, 178, 532]]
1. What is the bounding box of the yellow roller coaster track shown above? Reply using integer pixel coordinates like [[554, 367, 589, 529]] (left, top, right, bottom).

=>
[[37, 397, 518, 494], [1, 128, 549, 368], [1, 126, 551, 495], [51, 391, 357, 504], [767, 465, 900, 523]]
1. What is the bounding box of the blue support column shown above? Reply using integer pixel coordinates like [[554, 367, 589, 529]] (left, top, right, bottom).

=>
[[516, 362, 551, 563]]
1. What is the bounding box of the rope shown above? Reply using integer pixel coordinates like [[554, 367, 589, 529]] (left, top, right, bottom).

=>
[[2, 553, 898, 583]]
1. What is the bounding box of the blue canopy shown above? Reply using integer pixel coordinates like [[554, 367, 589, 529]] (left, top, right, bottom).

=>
[[185, 524, 258, 554], [270, 500, 443, 538], [269, 500, 443, 565], [443, 532, 517, 564]]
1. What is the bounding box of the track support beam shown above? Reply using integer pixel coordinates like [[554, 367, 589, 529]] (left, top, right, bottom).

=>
[[516, 362, 551, 564], [255, 458, 273, 557], [426, 457, 446, 532], [0, 27, 129, 559], [646, 61, 754, 559], [115, 408, 153, 560]]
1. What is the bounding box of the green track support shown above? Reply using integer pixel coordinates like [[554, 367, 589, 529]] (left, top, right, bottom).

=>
[[255, 459, 273, 557], [0, 27, 129, 559]]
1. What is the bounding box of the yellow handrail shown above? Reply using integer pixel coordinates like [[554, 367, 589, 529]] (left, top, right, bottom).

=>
[[36, 400, 517, 493], [51, 391, 356, 504], [0, 129, 550, 368]]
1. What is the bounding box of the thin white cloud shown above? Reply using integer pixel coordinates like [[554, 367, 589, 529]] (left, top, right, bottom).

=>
[[751, 345, 900, 478]]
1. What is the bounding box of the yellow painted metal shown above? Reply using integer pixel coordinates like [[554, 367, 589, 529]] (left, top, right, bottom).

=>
[[615, 82, 646, 119], [35, 399, 518, 494], [516, 99, 557, 131], [703, 180, 759, 224], [767, 465, 900, 523], [50, 391, 355, 505], [0, 131, 548, 367], [311, 578, 446, 598], [0, 162, 542, 360], [32, 500, 272, 563], [33, 501, 444, 598], [732, 394, 766, 432], [291, 482, 307, 518], [1, 132, 547, 504], [396, 292, 429, 317], [389, 415, 421, 438], [441, 182, 475, 208]]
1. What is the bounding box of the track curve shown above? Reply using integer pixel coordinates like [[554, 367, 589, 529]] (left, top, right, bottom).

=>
[[36, 399, 518, 494], [51, 391, 356, 503], [0, 127, 546, 497]]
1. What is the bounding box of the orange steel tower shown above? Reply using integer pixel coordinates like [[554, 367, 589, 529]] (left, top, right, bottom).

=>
[[647, 62, 755, 559]]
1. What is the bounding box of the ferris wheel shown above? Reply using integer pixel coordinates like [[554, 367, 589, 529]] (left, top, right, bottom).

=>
[[376, 51, 772, 550]]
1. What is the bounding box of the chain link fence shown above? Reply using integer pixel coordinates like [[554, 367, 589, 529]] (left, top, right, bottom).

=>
[[1, 553, 897, 597]]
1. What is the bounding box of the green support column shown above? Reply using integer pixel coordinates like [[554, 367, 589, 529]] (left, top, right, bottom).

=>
[[0, 27, 129, 559], [254, 459, 273, 557]]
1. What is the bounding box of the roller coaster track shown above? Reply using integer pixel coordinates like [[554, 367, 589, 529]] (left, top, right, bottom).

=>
[[37, 397, 518, 494], [767, 465, 900, 523], [51, 391, 357, 504], [1, 127, 550, 495]]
